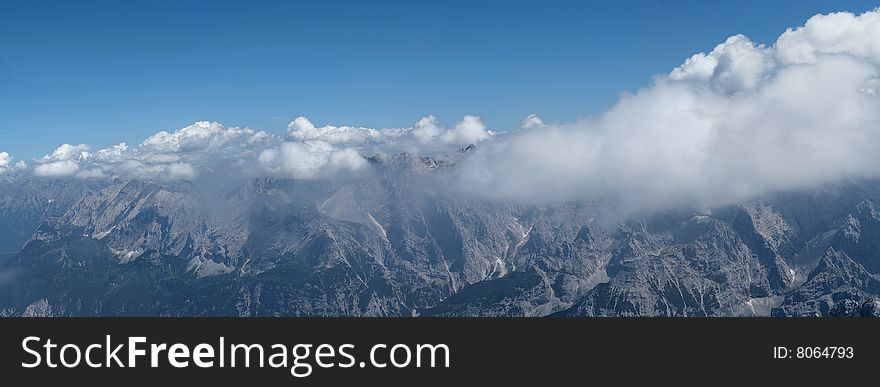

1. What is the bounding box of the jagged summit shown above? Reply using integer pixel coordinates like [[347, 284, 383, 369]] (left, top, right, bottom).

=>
[[366, 144, 476, 173]]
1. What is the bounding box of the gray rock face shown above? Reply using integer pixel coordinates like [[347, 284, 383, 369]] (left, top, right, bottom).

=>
[[772, 249, 880, 316], [555, 217, 772, 317], [0, 176, 96, 262], [2, 155, 880, 317], [829, 200, 880, 274], [827, 298, 880, 317], [421, 271, 561, 317]]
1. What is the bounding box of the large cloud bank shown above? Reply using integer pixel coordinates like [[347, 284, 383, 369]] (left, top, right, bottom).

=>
[[8, 9, 880, 213], [455, 10, 880, 211]]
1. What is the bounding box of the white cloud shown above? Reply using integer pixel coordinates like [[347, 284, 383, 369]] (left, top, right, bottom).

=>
[[141, 121, 268, 154], [27, 121, 271, 180], [670, 10, 880, 95], [258, 140, 367, 180], [23, 113, 494, 181], [520, 114, 546, 130], [409, 114, 494, 147], [455, 9, 880, 213], [167, 162, 198, 180], [39, 144, 91, 162], [286, 116, 384, 145], [328, 148, 368, 171], [32, 144, 90, 177], [95, 143, 129, 162], [34, 160, 81, 177], [410, 115, 444, 144], [0, 152, 12, 174], [775, 10, 880, 65], [670, 34, 773, 94], [439, 115, 492, 145], [285, 115, 493, 152]]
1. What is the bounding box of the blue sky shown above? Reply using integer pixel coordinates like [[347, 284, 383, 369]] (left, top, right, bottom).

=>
[[1, 0, 878, 159]]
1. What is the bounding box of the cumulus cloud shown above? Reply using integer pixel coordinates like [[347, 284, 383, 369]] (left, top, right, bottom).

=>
[[0, 152, 12, 174], [22, 113, 490, 181], [244, 115, 495, 179], [286, 117, 387, 145], [141, 121, 268, 154], [285, 115, 493, 152], [408, 114, 493, 146], [34, 160, 81, 177], [258, 141, 368, 179], [29, 122, 271, 180], [775, 11, 880, 65], [455, 9, 880, 213], [32, 144, 90, 177], [440, 115, 493, 145], [410, 115, 444, 144], [520, 114, 546, 130], [670, 34, 773, 94], [41, 144, 91, 162]]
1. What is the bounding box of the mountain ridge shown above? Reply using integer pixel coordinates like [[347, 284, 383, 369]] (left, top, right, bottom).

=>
[[1, 153, 879, 316]]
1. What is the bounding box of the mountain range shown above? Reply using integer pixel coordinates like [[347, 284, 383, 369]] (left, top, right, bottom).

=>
[[1, 149, 879, 317]]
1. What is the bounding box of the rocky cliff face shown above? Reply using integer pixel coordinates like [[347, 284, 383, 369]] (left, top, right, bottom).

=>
[[2, 155, 880, 317], [0, 176, 99, 266]]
